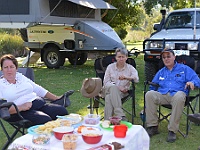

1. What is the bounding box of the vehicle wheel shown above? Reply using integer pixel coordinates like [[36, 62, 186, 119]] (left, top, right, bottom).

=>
[[144, 61, 158, 82], [68, 52, 88, 65], [43, 47, 64, 69]]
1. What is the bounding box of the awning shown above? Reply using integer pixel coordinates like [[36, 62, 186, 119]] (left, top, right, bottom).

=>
[[68, 0, 116, 9]]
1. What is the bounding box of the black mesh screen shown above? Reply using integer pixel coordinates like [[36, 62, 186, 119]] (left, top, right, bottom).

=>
[[49, 0, 95, 18], [0, 0, 29, 14]]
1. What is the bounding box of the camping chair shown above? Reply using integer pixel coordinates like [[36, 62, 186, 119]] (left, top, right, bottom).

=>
[[143, 55, 200, 137], [87, 54, 136, 123], [0, 67, 34, 150], [0, 67, 73, 149]]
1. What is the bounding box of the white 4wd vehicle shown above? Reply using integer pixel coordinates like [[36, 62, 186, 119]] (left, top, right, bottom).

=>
[[143, 8, 200, 81]]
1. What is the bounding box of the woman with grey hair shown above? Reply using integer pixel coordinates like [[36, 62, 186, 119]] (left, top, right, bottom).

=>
[[103, 47, 139, 121]]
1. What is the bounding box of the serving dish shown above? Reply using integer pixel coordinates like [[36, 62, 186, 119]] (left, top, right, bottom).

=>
[[53, 126, 74, 140], [100, 121, 132, 131]]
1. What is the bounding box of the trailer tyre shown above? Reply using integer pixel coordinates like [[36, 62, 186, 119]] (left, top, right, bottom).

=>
[[145, 61, 158, 82], [68, 52, 88, 65], [43, 47, 64, 69]]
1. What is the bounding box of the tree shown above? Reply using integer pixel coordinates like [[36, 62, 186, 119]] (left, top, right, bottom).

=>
[[143, 0, 200, 14], [102, 0, 144, 39]]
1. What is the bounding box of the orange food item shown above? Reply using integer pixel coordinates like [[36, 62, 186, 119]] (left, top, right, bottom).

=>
[[87, 127, 95, 130], [77, 125, 86, 133]]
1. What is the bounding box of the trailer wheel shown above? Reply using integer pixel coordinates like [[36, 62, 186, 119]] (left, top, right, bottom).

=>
[[68, 52, 88, 65], [43, 47, 64, 69], [144, 61, 158, 82]]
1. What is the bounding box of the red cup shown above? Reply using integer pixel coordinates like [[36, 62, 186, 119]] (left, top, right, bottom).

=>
[[113, 125, 128, 138]]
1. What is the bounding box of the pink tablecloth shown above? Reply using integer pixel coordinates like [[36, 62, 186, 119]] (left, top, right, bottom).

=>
[[8, 125, 150, 150]]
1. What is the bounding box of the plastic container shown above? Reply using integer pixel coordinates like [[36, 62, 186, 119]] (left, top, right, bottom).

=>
[[32, 134, 50, 145], [109, 116, 122, 125], [113, 125, 128, 138], [84, 114, 101, 125], [62, 134, 78, 150]]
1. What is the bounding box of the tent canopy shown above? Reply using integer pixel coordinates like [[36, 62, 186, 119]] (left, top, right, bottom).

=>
[[0, 0, 116, 28], [68, 0, 116, 9]]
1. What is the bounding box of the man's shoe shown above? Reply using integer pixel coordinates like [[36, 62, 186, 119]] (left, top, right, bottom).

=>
[[167, 131, 176, 143], [146, 126, 159, 137], [121, 116, 128, 122]]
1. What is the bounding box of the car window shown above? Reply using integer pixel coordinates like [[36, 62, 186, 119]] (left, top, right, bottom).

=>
[[164, 11, 200, 29]]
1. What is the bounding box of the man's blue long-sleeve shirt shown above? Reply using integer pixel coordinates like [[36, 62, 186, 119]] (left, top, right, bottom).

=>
[[150, 62, 200, 96]]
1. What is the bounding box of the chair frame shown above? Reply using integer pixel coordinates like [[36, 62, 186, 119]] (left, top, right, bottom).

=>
[[143, 55, 200, 137], [143, 81, 200, 137], [0, 67, 34, 150], [0, 102, 31, 150], [87, 55, 136, 123]]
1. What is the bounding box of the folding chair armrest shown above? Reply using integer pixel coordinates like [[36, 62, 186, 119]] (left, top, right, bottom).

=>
[[131, 79, 135, 84], [147, 81, 159, 87], [0, 102, 24, 120], [0, 102, 13, 109], [12, 103, 25, 120]]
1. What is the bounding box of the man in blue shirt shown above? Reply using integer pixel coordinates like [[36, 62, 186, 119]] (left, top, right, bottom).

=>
[[145, 48, 200, 143]]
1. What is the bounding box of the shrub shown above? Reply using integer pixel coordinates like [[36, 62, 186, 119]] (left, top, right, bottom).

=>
[[0, 33, 26, 57]]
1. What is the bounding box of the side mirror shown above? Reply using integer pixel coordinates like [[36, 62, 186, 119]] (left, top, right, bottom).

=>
[[153, 23, 160, 31]]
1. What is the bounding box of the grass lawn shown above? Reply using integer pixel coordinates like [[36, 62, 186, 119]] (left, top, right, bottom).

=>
[[1, 52, 200, 150]]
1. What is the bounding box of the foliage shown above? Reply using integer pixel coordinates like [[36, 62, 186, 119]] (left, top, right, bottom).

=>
[[144, 0, 200, 14], [114, 27, 128, 40], [0, 33, 25, 57], [0, 28, 20, 36], [124, 8, 162, 42], [102, 0, 144, 39]]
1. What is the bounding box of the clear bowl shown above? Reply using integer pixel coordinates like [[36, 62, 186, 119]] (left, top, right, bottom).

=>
[[32, 134, 50, 145], [84, 114, 101, 125]]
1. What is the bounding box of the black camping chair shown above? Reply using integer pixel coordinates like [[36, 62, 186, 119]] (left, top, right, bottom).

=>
[[143, 55, 200, 137], [0, 67, 73, 149], [87, 54, 136, 123]]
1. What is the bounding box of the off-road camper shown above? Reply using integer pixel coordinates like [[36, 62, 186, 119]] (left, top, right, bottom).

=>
[[0, 0, 124, 68]]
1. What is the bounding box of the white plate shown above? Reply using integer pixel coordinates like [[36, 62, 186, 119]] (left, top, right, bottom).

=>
[[74, 126, 101, 135], [56, 114, 83, 124]]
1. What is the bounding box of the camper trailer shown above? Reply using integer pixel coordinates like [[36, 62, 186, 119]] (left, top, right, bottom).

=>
[[0, 0, 124, 68]]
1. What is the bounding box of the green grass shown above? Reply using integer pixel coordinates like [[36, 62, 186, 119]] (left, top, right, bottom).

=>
[[1, 53, 200, 150]]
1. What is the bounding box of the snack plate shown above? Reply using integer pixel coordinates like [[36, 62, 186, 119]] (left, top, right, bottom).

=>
[[99, 121, 132, 131], [74, 126, 101, 135], [28, 125, 43, 135], [56, 114, 83, 124]]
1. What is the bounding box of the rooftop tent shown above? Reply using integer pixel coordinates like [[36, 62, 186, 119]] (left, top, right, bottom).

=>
[[0, 0, 40, 28], [67, 0, 116, 9], [0, 0, 116, 28]]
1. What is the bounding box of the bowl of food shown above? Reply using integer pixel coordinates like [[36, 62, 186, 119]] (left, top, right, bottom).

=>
[[53, 126, 74, 140], [81, 128, 103, 144], [62, 134, 78, 150], [109, 116, 122, 125], [32, 134, 50, 145]]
